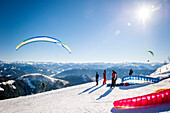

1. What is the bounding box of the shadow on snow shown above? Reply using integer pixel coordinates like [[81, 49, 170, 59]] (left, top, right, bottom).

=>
[[89, 85, 104, 94], [96, 87, 114, 100], [78, 85, 97, 95]]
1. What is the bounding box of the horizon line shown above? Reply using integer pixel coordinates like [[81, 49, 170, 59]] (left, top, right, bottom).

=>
[[0, 60, 164, 64]]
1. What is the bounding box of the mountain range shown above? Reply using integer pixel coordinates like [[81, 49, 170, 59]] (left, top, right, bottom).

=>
[[0, 61, 164, 100], [1, 61, 163, 79]]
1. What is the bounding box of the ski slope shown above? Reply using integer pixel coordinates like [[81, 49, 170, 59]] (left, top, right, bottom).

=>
[[0, 64, 170, 113]]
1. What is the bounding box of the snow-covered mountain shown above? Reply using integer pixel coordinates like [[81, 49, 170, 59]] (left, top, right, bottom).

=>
[[34, 62, 162, 79], [17, 73, 72, 94], [0, 63, 57, 78], [11, 61, 163, 74], [147, 63, 170, 81], [0, 75, 28, 100], [54, 65, 157, 80], [0, 64, 169, 113], [0, 67, 26, 79], [151, 63, 170, 75], [0, 73, 72, 100], [0, 61, 164, 79], [57, 75, 94, 85]]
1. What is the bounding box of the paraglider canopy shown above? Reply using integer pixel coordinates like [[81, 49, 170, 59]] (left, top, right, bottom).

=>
[[147, 51, 154, 57], [16, 36, 71, 54]]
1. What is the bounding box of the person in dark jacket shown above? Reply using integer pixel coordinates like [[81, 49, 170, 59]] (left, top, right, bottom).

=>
[[129, 69, 133, 75], [96, 72, 99, 85], [103, 70, 107, 85], [40, 82, 46, 92], [111, 70, 117, 88]]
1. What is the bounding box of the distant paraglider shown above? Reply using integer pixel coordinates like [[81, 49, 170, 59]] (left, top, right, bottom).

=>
[[147, 50, 154, 57], [16, 36, 71, 54], [146, 51, 154, 62]]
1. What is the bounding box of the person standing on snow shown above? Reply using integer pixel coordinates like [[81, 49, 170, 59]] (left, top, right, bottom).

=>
[[96, 72, 99, 85], [111, 70, 117, 88], [103, 70, 107, 85], [40, 82, 46, 92], [129, 69, 133, 75]]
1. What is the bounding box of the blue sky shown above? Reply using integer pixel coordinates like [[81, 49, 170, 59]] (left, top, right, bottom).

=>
[[0, 0, 169, 63]]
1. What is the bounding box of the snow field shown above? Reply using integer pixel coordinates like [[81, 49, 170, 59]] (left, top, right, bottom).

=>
[[0, 78, 170, 113]]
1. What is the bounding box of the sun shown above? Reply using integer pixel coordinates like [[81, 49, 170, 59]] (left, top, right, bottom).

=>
[[137, 6, 151, 24]]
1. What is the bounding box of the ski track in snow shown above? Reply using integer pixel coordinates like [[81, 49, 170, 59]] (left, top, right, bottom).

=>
[[0, 64, 170, 113]]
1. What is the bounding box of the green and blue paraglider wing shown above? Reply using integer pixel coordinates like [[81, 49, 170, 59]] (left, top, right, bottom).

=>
[[16, 36, 71, 54], [147, 51, 154, 57]]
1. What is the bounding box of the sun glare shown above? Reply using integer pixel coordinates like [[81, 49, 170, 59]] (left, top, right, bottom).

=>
[[137, 6, 151, 24]]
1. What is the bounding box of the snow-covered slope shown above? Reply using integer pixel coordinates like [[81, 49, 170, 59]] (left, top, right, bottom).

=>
[[0, 64, 170, 113], [151, 63, 170, 75], [147, 64, 170, 80], [17, 73, 71, 94], [0, 79, 169, 113]]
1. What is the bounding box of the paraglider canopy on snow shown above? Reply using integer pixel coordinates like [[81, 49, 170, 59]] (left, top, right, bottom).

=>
[[16, 36, 71, 54]]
